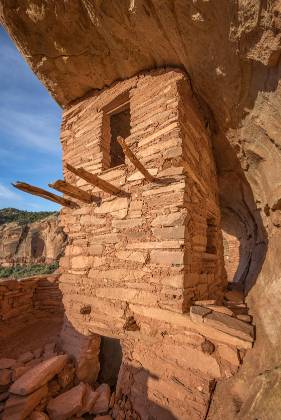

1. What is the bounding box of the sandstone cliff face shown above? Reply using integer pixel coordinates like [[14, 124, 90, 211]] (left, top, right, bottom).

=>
[[1, 1, 281, 418], [0, 215, 67, 266]]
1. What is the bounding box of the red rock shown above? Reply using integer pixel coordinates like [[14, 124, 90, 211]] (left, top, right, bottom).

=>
[[0, 369, 11, 386], [10, 355, 68, 396], [44, 343, 56, 354], [204, 312, 254, 342], [109, 391, 115, 408], [218, 345, 240, 366], [30, 411, 49, 420], [194, 300, 217, 306], [47, 382, 86, 420], [91, 383, 111, 415], [0, 359, 16, 369], [48, 379, 61, 398], [190, 305, 212, 323], [78, 384, 98, 415], [12, 366, 29, 382], [2, 385, 48, 420], [204, 305, 234, 317], [0, 392, 9, 402], [25, 359, 42, 370], [33, 348, 43, 359], [18, 352, 34, 364], [57, 363, 75, 389], [237, 314, 252, 323], [224, 290, 244, 303]]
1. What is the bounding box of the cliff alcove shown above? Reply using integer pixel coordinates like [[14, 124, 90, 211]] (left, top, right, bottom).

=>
[[1, 1, 281, 419]]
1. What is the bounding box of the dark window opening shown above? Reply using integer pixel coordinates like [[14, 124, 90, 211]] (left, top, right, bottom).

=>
[[206, 217, 217, 254], [98, 336, 123, 387], [109, 104, 130, 168]]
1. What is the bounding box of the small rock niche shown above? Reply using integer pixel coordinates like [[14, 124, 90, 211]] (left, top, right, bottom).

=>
[[98, 336, 123, 387]]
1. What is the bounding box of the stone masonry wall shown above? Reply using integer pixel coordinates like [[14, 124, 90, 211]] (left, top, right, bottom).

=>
[[59, 69, 226, 322], [57, 69, 237, 419], [0, 274, 63, 321]]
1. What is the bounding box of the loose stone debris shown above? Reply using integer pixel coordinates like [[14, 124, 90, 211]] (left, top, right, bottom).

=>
[[0, 283, 254, 420]]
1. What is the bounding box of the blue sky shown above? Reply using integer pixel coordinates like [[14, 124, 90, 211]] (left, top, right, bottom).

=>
[[0, 26, 62, 211]]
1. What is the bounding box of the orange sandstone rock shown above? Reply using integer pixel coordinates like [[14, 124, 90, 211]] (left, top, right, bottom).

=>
[[47, 382, 86, 420], [91, 383, 111, 415], [10, 355, 68, 396], [0, 359, 16, 369], [3, 385, 48, 420]]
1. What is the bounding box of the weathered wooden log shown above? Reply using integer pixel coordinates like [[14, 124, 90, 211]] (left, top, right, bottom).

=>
[[66, 163, 122, 195], [12, 182, 77, 208], [117, 136, 156, 182], [49, 180, 95, 203]]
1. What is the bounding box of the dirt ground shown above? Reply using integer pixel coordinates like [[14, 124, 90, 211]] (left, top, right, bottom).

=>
[[0, 314, 63, 358]]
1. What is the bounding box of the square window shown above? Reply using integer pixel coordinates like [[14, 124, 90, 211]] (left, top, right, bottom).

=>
[[102, 92, 131, 169]]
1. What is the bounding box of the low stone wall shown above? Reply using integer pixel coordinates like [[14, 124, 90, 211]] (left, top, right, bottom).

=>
[[0, 274, 63, 321]]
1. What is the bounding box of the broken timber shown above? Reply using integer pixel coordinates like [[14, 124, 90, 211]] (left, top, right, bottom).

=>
[[66, 163, 122, 195], [12, 182, 77, 208], [49, 180, 95, 204], [117, 136, 156, 182]]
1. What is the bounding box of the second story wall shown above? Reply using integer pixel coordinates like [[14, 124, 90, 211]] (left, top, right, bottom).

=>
[[59, 69, 226, 339]]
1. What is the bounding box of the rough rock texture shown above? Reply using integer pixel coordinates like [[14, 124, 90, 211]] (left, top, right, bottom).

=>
[[59, 69, 226, 317], [0, 215, 67, 266], [47, 382, 86, 420], [10, 355, 68, 396], [3, 385, 48, 420], [0, 274, 63, 322], [1, 1, 281, 418]]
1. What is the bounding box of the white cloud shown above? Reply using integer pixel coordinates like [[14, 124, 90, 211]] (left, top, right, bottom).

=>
[[0, 182, 20, 200], [0, 107, 61, 154]]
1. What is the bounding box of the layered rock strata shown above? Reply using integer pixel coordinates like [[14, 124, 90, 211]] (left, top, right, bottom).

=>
[[1, 1, 281, 417], [0, 216, 66, 267]]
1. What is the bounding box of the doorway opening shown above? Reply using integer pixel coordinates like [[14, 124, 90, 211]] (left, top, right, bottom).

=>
[[98, 336, 123, 387]]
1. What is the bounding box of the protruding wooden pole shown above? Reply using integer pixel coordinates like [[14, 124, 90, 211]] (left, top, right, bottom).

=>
[[49, 180, 95, 204], [117, 136, 156, 182], [66, 163, 122, 195], [12, 182, 77, 208]]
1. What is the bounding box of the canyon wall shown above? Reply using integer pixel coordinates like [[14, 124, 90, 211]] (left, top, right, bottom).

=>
[[0, 215, 67, 267], [1, 1, 281, 418]]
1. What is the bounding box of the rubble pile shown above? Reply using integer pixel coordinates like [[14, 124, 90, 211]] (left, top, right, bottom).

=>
[[0, 342, 135, 420]]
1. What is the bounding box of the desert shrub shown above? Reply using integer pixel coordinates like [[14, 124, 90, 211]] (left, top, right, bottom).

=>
[[0, 262, 59, 279], [0, 208, 58, 225]]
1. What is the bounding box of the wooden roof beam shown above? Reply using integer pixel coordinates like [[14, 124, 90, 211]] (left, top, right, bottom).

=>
[[66, 163, 123, 195], [117, 136, 156, 182], [49, 180, 96, 204], [12, 181, 77, 208]]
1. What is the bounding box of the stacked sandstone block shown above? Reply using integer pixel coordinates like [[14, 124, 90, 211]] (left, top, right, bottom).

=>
[[60, 69, 226, 324], [33, 276, 63, 315], [0, 274, 63, 322], [115, 290, 254, 419], [58, 68, 233, 419], [0, 344, 121, 419]]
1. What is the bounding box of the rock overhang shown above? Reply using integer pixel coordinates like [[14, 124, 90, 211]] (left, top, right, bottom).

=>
[[0, 0, 247, 127]]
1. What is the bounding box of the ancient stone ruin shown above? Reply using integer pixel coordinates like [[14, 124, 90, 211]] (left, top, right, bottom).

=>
[[0, 69, 255, 419], [1, 1, 281, 419]]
